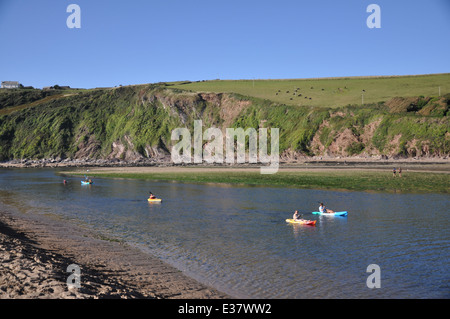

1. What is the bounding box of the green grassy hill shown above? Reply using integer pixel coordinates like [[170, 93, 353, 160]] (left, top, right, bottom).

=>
[[0, 74, 448, 162], [170, 73, 450, 108]]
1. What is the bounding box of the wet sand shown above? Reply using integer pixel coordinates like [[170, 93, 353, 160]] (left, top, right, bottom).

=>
[[0, 207, 230, 299]]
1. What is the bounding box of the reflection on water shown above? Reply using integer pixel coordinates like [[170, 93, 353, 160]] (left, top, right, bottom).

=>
[[0, 168, 449, 298]]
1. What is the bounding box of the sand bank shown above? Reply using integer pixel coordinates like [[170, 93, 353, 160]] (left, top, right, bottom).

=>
[[64, 161, 450, 175], [0, 208, 229, 299]]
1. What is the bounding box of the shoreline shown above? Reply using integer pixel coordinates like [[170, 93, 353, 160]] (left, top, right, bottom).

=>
[[0, 206, 230, 299], [0, 156, 449, 169]]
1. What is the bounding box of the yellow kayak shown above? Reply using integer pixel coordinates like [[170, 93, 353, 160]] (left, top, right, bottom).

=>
[[286, 219, 316, 226], [148, 198, 162, 202]]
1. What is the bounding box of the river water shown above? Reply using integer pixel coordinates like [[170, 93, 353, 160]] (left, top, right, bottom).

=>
[[0, 168, 448, 298]]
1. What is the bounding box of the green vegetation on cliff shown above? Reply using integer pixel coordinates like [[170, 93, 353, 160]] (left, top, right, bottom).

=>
[[0, 74, 449, 162]]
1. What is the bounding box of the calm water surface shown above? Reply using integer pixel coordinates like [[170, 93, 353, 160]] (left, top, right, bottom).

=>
[[0, 168, 448, 298]]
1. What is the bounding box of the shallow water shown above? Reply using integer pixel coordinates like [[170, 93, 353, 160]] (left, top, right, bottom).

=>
[[0, 168, 449, 298]]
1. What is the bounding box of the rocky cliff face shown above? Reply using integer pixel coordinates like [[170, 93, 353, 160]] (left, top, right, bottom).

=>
[[0, 85, 448, 163]]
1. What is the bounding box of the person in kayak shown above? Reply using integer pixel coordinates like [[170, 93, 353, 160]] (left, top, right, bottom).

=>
[[149, 192, 156, 199], [293, 210, 308, 222], [319, 203, 335, 214], [293, 210, 301, 220]]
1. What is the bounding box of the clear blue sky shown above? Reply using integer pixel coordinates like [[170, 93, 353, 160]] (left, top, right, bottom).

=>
[[1, 0, 449, 88]]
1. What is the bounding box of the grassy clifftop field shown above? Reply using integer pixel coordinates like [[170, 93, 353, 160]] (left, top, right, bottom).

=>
[[170, 73, 449, 108], [0, 74, 449, 162]]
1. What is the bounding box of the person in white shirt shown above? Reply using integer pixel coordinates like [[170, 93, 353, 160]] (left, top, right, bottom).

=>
[[319, 203, 335, 214], [293, 210, 302, 220]]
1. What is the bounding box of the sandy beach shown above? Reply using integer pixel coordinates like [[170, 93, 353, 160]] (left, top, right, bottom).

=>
[[66, 160, 450, 175], [0, 207, 229, 299]]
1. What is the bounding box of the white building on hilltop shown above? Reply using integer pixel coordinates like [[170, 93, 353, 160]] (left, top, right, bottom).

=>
[[1, 81, 20, 89]]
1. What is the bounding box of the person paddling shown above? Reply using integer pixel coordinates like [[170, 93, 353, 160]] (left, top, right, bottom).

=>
[[319, 203, 335, 214], [293, 210, 308, 222], [293, 210, 301, 220], [149, 192, 156, 199]]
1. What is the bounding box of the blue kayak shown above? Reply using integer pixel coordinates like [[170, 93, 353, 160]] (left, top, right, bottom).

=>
[[312, 211, 347, 217], [81, 181, 93, 185]]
